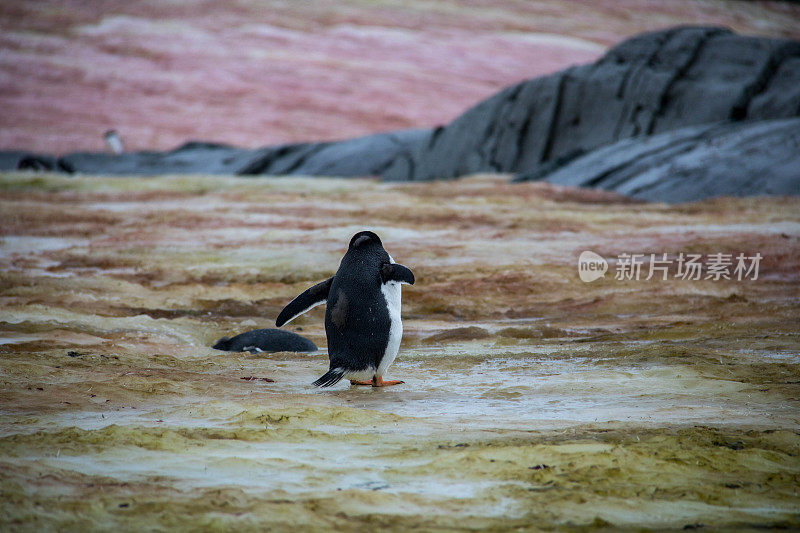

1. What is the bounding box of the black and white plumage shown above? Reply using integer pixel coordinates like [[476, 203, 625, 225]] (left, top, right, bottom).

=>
[[275, 231, 414, 387]]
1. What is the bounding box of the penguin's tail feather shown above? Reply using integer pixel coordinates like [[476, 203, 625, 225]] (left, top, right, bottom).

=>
[[313, 368, 345, 387]]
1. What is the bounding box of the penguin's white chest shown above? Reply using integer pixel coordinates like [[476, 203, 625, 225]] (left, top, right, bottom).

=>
[[378, 281, 402, 377]]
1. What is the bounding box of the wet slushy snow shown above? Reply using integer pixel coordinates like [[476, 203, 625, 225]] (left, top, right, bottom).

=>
[[1, 174, 798, 530]]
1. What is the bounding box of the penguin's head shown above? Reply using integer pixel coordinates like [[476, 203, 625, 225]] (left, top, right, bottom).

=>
[[348, 230, 383, 251], [346, 231, 391, 266]]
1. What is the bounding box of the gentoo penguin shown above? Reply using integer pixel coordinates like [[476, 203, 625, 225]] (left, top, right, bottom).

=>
[[275, 231, 414, 387], [212, 328, 317, 354], [104, 129, 124, 154]]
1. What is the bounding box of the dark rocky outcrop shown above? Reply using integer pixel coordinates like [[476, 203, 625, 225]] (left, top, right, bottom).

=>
[[3, 27, 799, 201], [385, 26, 800, 182], [515, 118, 800, 202], [0, 130, 430, 177], [212, 328, 317, 354]]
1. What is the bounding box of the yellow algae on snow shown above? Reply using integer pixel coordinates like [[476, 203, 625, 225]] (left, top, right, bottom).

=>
[[1, 172, 799, 530]]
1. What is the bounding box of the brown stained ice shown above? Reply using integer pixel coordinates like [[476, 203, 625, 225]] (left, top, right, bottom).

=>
[[0, 173, 799, 530]]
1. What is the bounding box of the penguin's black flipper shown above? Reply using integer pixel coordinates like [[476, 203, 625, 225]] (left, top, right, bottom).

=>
[[276, 277, 334, 327], [381, 263, 415, 285]]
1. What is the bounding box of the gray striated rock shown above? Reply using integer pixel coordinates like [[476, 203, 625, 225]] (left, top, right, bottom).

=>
[[1, 129, 430, 177], [237, 128, 430, 177], [385, 26, 800, 181], [514, 118, 800, 202]]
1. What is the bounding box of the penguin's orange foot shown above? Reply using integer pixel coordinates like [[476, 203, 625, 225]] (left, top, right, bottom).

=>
[[349, 379, 373, 386], [372, 377, 404, 387]]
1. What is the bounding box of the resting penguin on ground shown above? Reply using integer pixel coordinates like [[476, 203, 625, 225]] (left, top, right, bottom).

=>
[[212, 328, 317, 354], [275, 231, 415, 387]]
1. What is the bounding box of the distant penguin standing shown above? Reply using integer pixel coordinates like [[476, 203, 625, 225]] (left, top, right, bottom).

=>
[[104, 129, 124, 154], [276, 231, 415, 387]]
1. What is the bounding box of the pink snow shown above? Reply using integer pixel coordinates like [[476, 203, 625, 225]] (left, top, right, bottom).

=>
[[1, 1, 797, 154]]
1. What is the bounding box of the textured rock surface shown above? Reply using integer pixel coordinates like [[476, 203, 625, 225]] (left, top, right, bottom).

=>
[[198, 128, 430, 178], [0, 130, 432, 177], [389, 26, 800, 181], [213, 328, 317, 353], [515, 118, 800, 202]]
